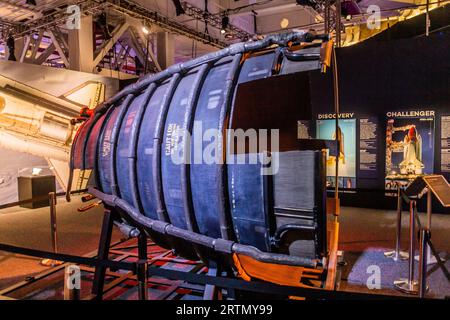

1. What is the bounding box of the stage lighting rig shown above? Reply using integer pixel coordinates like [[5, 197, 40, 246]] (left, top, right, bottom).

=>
[[221, 15, 229, 34], [296, 0, 321, 10], [96, 12, 112, 40], [172, 0, 186, 16], [341, 1, 362, 19], [6, 35, 16, 61]]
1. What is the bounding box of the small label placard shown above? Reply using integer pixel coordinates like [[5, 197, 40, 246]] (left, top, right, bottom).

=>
[[423, 175, 450, 207]]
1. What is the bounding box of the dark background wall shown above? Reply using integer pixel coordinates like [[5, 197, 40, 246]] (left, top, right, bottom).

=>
[[308, 6, 450, 213]]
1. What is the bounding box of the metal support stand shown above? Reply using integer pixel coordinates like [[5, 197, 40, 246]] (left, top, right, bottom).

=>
[[203, 263, 221, 300], [418, 229, 431, 298], [92, 208, 148, 300], [384, 186, 409, 261], [137, 232, 148, 300], [92, 208, 117, 300], [41, 192, 63, 267], [394, 200, 419, 294], [415, 190, 437, 265]]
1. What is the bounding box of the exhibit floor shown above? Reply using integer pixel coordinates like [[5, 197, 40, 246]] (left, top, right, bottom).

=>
[[338, 207, 450, 298], [0, 196, 122, 290], [0, 198, 448, 299]]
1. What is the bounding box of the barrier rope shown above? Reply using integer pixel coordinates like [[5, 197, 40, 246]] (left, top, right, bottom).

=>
[[0, 242, 135, 272], [0, 189, 87, 211]]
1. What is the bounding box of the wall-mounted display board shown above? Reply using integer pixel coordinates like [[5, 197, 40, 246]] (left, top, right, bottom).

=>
[[359, 117, 379, 179], [441, 115, 450, 173], [304, 22, 450, 212]]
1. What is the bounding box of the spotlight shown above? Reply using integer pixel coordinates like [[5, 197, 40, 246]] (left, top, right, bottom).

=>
[[280, 18, 289, 29], [171, 0, 185, 16], [142, 26, 150, 35], [221, 16, 229, 34], [32, 168, 42, 176], [26, 0, 37, 5], [6, 36, 16, 61]]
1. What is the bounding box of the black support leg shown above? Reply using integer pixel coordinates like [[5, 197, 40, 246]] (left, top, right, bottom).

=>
[[203, 262, 221, 300], [92, 208, 116, 300], [137, 231, 148, 300]]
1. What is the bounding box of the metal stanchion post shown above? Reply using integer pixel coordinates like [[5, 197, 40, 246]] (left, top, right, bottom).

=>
[[385, 185, 409, 260], [415, 190, 437, 264], [418, 229, 430, 298], [394, 200, 419, 294], [50, 192, 57, 254], [41, 192, 63, 266]]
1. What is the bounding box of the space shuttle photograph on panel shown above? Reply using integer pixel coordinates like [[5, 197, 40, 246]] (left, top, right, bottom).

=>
[[0, 60, 118, 205], [385, 111, 435, 190], [316, 118, 356, 189]]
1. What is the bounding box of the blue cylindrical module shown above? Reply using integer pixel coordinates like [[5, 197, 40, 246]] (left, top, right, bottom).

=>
[[70, 33, 328, 264]]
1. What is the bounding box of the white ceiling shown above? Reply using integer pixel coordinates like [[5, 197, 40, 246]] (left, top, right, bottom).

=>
[[0, 0, 434, 67]]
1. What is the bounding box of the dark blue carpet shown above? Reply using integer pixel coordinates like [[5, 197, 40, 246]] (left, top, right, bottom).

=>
[[340, 248, 450, 298]]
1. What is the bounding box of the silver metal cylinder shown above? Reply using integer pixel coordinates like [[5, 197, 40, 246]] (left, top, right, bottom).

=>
[[395, 186, 402, 257], [427, 190, 432, 229], [385, 184, 408, 261], [408, 201, 416, 284], [394, 199, 419, 294], [418, 228, 429, 298]]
